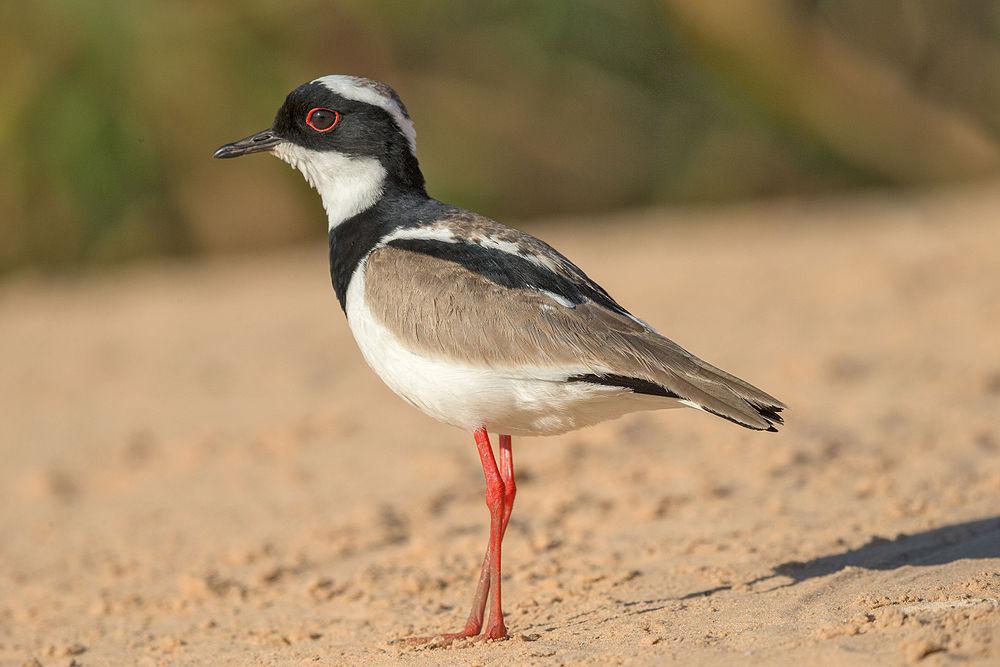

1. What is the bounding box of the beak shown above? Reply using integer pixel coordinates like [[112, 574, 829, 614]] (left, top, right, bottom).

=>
[[213, 128, 281, 159]]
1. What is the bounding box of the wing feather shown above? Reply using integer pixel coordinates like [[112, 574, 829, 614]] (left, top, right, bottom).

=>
[[363, 225, 785, 431]]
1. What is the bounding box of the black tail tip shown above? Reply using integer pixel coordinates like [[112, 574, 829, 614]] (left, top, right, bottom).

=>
[[755, 403, 785, 432]]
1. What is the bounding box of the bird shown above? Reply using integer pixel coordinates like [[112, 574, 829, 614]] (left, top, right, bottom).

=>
[[214, 75, 785, 642]]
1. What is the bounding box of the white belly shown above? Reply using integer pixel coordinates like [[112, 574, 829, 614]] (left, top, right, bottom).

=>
[[344, 266, 675, 436]]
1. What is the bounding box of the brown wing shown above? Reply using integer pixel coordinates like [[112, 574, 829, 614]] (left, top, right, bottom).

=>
[[363, 242, 785, 431]]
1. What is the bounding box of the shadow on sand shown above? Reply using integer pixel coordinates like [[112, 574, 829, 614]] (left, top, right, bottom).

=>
[[760, 515, 1000, 585], [542, 517, 999, 626], [676, 515, 1000, 601]]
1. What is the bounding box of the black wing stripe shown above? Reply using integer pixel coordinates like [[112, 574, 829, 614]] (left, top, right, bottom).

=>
[[385, 238, 633, 317], [566, 373, 681, 399]]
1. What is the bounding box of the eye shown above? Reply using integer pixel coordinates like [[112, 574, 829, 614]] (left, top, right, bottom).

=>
[[305, 107, 340, 132]]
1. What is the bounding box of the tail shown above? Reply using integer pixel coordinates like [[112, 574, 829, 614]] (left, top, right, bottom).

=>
[[576, 352, 786, 431], [669, 357, 786, 432], [637, 335, 787, 432], [566, 325, 787, 431]]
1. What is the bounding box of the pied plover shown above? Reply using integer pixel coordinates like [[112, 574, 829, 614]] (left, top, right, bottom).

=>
[[214, 75, 785, 641]]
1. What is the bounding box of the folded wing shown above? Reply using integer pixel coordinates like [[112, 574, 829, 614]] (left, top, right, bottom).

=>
[[362, 222, 786, 431]]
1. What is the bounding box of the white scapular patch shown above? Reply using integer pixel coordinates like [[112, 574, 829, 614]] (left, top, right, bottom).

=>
[[475, 236, 522, 256], [345, 264, 679, 436], [541, 290, 575, 307], [476, 236, 561, 272], [380, 225, 457, 244], [314, 75, 418, 154], [273, 143, 386, 230]]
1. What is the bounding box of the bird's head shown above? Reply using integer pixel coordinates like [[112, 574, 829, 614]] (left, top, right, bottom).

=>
[[214, 75, 424, 226]]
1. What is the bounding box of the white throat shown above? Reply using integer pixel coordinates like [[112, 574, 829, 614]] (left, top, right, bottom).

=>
[[273, 143, 386, 229]]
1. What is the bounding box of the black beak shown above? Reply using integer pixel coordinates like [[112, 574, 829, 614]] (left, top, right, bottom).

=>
[[213, 129, 281, 159]]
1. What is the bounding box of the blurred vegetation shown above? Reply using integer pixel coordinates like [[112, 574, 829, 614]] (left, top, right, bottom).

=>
[[2, 0, 999, 271]]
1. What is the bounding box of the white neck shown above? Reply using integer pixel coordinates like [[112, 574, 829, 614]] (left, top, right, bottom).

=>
[[273, 143, 386, 229]]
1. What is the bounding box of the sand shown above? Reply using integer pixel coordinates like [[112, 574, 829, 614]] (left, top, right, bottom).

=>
[[0, 185, 998, 666]]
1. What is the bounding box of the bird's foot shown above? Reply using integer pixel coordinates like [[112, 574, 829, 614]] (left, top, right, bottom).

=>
[[483, 619, 507, 641], [393, 620, 507, 648], [393, 620, 482, 648], [392, 632, 480, 649]]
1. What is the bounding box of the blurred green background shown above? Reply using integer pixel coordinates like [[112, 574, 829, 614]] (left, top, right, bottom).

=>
[[3, 0, 999, 272]]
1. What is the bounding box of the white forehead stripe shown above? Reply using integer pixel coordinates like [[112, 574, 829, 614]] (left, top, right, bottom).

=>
[[313, 75, 417, 154]]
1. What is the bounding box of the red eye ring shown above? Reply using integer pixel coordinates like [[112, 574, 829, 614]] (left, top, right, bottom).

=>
[[305, 107, 341, 132]]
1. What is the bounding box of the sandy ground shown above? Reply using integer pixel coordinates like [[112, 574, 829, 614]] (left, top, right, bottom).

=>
[[1, 186, 999, 666]]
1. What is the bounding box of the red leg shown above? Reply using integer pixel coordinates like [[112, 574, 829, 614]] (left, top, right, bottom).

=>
[[462, 548, 492, 636], [401, 430, 514, 645], [498, 434, 516, 537], [475, 429, 508, 640], [462, 434, 516, 634]]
